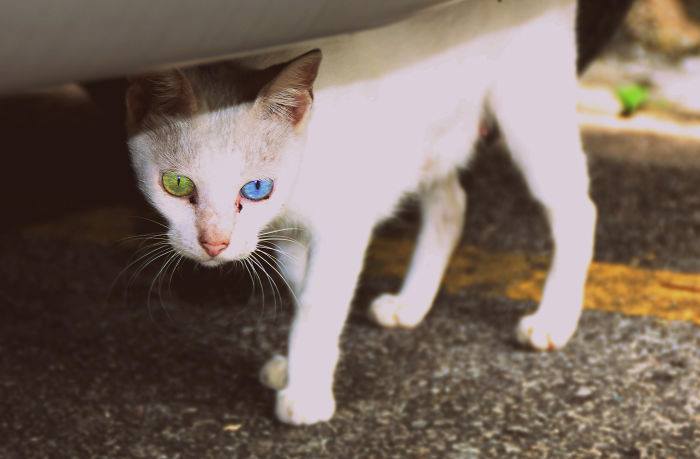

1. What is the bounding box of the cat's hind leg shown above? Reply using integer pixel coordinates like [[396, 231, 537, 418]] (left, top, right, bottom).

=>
[[369, 171, 466, 328], [489, 26, 597, 350]]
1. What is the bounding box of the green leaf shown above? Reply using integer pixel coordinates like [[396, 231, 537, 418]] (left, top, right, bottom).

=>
[[616, 84, 650, 116]]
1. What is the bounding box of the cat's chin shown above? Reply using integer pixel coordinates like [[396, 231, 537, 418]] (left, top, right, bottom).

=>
[[197, 251, 252, 267], [199, 258, 230, 268]]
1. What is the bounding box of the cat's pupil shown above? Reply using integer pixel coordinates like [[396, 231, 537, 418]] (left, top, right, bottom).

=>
[[177, 176, 181, 187], [255, 180, 261, 190]]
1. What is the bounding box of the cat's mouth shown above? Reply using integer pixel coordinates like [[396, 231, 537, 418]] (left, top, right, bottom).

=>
[[169, 244, 233, 268], [168, 232, 256, 267], [193, 247, 255, 268]]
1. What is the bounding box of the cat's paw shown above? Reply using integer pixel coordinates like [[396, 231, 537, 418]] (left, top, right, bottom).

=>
[[368, 293, 426, 329], [260, 355, 288, 391], [275, 386, 335, 425], [516, 312, 578, 351]]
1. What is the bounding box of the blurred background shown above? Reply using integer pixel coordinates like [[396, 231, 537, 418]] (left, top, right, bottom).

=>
[[0, 1, 698, 457], [582, 0, 700, 133]]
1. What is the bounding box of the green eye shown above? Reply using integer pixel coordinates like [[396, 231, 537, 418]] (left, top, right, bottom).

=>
[[162, 171, 195, 197]]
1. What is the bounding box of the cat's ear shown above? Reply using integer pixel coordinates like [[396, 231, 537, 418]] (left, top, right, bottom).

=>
[[126, 69, 198, 130], [256, 49, 322, 127]]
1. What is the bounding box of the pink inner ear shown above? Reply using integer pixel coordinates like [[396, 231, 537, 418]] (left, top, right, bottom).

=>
[[289, 92, 313, 125], [260, 49, 321, 126]]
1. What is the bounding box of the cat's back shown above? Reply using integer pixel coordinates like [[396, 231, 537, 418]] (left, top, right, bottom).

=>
[[309, 0, 574, 89], [286, 0, 578, 223], [237, 0, 574, 89]]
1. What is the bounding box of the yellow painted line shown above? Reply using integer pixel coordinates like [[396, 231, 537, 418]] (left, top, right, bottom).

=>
[[367, 236, 700, 325], [23, 207, 700, 325]]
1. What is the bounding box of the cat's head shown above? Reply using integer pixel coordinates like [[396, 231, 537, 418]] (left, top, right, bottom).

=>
[[126, 50, 321, 266]]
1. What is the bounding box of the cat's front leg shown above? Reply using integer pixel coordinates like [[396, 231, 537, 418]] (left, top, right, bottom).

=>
[[369, 172, 466, 328], [272, 227, 373, 425]]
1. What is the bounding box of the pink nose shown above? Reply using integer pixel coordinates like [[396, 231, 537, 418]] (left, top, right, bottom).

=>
[[199, 239, 229, 257]]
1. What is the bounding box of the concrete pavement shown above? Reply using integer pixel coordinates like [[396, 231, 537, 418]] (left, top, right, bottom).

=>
[[0, 107, 698, 456]]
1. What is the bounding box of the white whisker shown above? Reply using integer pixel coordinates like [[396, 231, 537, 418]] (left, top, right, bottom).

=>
[[246, 254, 266, 310], [147, 250, 179, 323], [109, 244, 172, 300], [249, 252, 279, 315], [167, 254, 185, 295], [258, 236, 307, 249], [256, 242, 300, 263], [251, 252, 282, 317], [117, 232, 169, 244], [239, 258, 256, 298], [259, 227, 302, 236], [126, 246, 173, 289], [254, 248, 300, 307], [129, 215, 169, 229]]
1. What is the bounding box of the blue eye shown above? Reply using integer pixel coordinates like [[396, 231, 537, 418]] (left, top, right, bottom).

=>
[[240, 178, 274, 201]]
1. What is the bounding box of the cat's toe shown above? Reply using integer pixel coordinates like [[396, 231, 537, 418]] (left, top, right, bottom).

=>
[[368, 293, 424, 329], [260, 355, 288, 390], [368, 293, 402, 327], [276, 387, 335, 425], [515, 312, 578, 351]]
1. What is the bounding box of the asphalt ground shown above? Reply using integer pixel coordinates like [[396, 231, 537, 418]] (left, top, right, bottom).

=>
[[0, 89, 699, 458]]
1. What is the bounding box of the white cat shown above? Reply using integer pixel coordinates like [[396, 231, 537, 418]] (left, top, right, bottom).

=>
[[126, 0, 596, 425]]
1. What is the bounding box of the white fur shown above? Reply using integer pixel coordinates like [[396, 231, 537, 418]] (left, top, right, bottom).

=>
[[129, 0, 596, 425]]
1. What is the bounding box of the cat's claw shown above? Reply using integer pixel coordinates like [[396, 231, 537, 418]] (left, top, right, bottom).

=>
[[515, 312, 578, 351], [276, 387, 336, 425], [368, 293, 426, 329]]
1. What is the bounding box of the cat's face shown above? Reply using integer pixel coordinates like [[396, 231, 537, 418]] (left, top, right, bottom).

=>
[[126, 51, 321, 266]]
